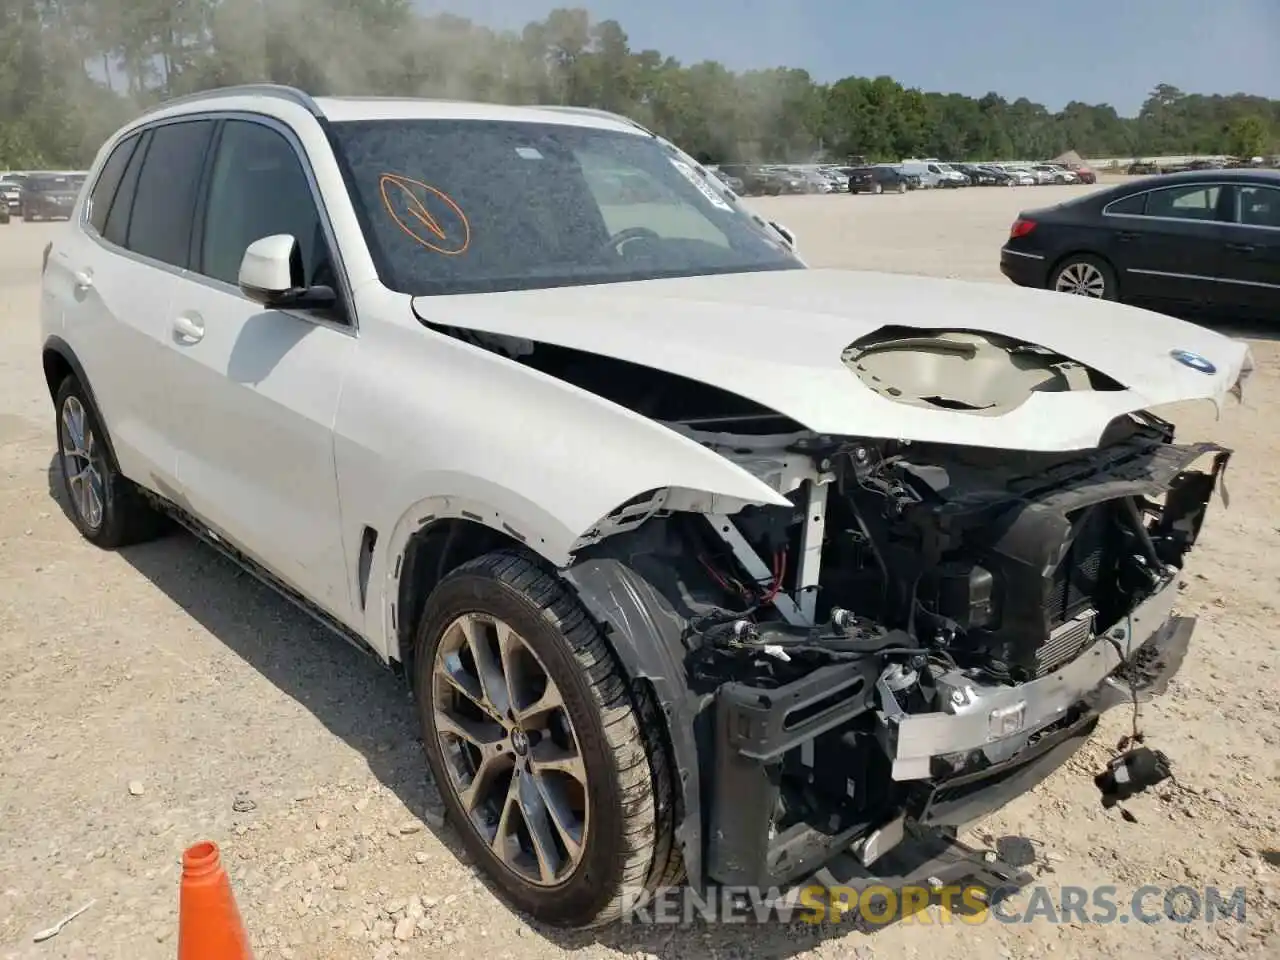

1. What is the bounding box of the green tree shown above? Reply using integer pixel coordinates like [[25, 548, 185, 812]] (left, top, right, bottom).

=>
[[1226, 115, 1269, 158], [3, 3, 1280, 170]]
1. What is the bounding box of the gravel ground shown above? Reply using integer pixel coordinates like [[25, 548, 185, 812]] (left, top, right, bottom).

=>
[[1, 184, 1277, 959]]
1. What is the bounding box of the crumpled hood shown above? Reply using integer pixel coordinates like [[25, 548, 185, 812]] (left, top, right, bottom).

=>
[[413, 268, 1253, 451]]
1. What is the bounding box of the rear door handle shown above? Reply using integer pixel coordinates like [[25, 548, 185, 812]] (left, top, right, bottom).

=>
[[1226, 242, 1256, 253], [1115, 231, 1140, 242], [72, 269, 93, 289], [172, 314, 205, 343]]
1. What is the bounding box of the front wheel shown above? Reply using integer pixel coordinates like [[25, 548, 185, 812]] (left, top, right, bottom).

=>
[[874, 182, 883, 195], [1050, 254, 1118, 301], [414, 551, 681, 928]]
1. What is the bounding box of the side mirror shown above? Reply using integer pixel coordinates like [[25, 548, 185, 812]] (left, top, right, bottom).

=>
[[770, 221, 797, 250], [238, 234, 336, 311]]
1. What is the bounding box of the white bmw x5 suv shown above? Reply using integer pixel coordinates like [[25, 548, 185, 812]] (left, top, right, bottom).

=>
[[41, 84, 1251, 929]]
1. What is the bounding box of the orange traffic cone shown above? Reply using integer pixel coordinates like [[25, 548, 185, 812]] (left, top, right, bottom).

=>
[[177, 841, 254, 959]]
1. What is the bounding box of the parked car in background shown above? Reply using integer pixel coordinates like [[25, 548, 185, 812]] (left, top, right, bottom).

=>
[[20, 173, 81, 221], [957, 163, 999, 186], [0, 177, 22, 214], [759, 166, 808, 195], [848, 164, 911, 194], [1002, 166, 1038, 186], [978, 164, 1016, 186], [926, 160, 969, 187], [715, 163, 773, 196], [1031, 164, 1076, 184], [797, 168, 835, 194], [898, 160, 947, 188], [1000, 168, 1280, 321], [710, 167, 745, 194]]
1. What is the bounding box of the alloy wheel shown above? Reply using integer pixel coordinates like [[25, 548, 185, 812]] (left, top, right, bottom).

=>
[[431, 612, 588, 887], [60, 395, 105, 530], [1054, 262, 1107, 297]]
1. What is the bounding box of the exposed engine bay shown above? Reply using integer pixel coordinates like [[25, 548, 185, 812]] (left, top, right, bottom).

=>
[[445, 323, 1232, 891]]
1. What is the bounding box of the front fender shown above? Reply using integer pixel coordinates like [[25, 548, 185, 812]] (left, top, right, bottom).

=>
[[336, 298, 791, 657]]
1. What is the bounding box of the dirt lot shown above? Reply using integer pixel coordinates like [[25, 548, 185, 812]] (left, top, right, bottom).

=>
[[1, 185, 1277, 960]]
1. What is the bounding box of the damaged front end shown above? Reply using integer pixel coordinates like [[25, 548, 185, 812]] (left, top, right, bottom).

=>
[[565, 405, 1229, 895]]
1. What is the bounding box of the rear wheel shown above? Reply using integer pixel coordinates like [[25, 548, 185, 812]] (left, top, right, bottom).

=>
[[1050, 254, 1117, 301], [414, 551, 681, 928], [54, 376, 168, 548], [873, 182, 883, 195], [897, 182, 907, 194]]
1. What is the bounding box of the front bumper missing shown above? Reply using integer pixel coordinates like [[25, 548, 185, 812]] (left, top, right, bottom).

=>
[[880, 575, 1186, 781], [752, 825, 1036, 926], [705, 577, 1193, 889]]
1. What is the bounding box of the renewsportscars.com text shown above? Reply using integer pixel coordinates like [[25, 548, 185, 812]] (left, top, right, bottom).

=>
[[620, 883, 1250, 926]]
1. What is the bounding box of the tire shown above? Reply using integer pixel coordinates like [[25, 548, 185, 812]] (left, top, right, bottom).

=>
[[1048, 254, 1118, 301], [897, 182, 907, 194], [874, 182, 883, 195], [53, 376, 168, 548], [413, 550, 681, 928]]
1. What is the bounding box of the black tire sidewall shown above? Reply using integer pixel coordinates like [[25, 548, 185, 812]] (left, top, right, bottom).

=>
[[413, 566, 636, 925]]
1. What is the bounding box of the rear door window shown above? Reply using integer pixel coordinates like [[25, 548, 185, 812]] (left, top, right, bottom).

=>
[[1143, 184, 1222, 221], [1236, 185, 1280, 229], [126, 119, 216, 268]]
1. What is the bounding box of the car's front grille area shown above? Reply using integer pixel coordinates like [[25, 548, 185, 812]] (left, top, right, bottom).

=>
[[1046, 504, 1109, 625], [1038, 503, 1113, 675], [1036, 608, 1096, 676]]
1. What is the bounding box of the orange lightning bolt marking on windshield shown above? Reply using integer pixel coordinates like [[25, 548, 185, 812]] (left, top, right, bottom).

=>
[[378, 173, 472, 256]]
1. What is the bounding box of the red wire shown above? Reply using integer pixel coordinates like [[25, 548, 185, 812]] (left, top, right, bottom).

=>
[[762, 548, 788, 603]]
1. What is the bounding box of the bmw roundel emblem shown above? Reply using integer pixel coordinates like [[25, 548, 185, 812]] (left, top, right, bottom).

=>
[[1170, 349, 1216, 375]]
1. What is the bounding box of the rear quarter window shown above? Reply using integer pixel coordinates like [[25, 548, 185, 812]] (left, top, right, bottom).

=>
[[88, 135, 140, 234], [1105, 192, 1147, 216]]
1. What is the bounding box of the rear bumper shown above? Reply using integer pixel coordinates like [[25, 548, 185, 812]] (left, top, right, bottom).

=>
[[999, 246, 1049, 287], [704, 576, 1191, 890]]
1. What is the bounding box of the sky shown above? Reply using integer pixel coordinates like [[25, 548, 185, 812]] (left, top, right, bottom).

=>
[[415, 0, 1280, 116]]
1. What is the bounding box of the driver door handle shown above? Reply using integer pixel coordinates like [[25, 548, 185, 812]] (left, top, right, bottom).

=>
[[72, 270, 93, 289], [172, 314, 205, 343]]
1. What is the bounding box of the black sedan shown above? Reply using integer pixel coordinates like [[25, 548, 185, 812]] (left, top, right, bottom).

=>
[[1000, 169, 1280, 320], [19, 173, 80, 221]]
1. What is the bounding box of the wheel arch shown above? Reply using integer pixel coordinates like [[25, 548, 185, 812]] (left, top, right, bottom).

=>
[[387, 499, 721, 890], [559, 554, 705, 890], [42, 336, 123, 466]]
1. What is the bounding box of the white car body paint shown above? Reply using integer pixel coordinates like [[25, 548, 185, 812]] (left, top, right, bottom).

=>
[[40, 90, 1251, 667], [420, 267, 1252, 450]]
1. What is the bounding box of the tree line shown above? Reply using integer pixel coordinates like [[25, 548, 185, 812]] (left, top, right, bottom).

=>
[[3, 1, 1278, 170]]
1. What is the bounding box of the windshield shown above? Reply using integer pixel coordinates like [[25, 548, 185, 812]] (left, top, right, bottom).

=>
[[329, 119, 802, 296]]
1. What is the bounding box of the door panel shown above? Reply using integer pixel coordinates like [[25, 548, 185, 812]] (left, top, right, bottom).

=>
[[165, 116, 357, 624], [1110, 183, 1231, 307], [169, 285, 355, 620], [47, 235, 184, 495], [1221, 185, 1280, 316]]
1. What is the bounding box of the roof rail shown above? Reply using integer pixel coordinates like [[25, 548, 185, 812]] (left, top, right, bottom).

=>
[[534, 104, 654, 137], [141, 83, 323, 118]]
